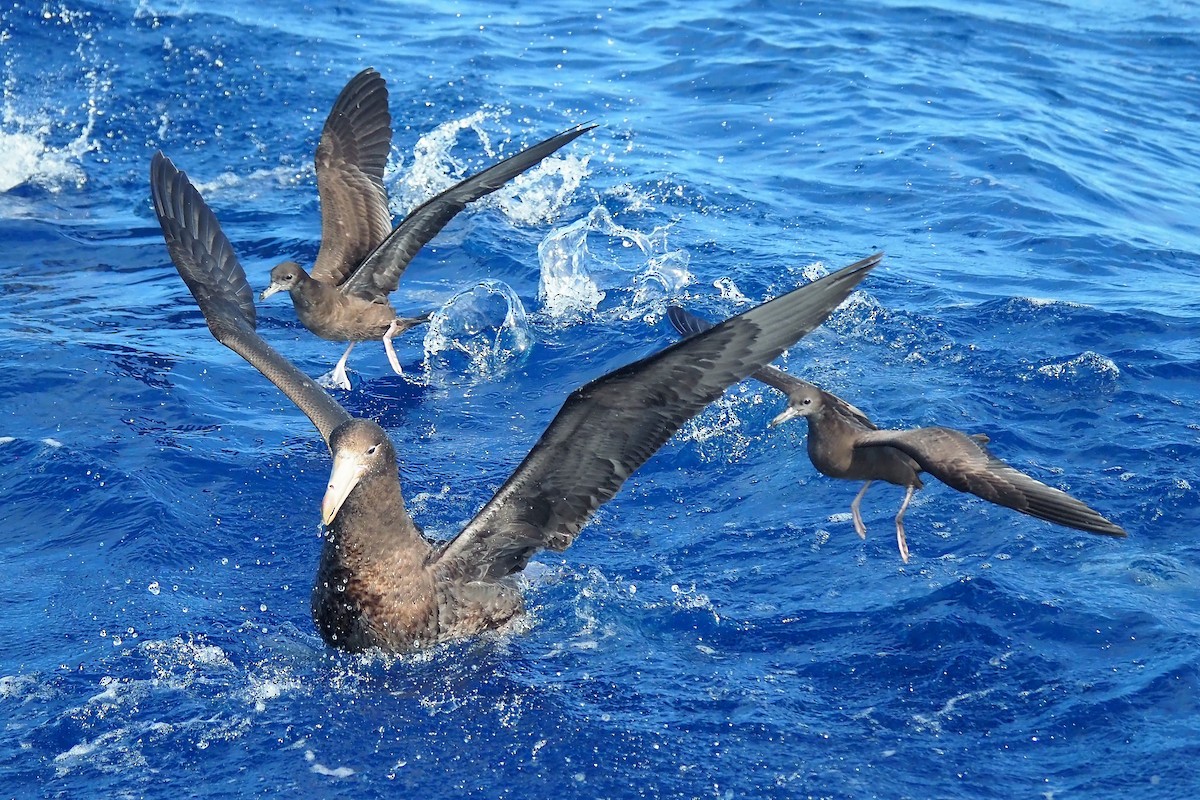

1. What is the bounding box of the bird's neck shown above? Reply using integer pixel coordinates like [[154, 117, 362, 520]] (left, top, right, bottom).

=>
[[311, 470, 435, 653], [327, 471, 430, 560], [805, 404, 855, 471], [290, 273, 335, 313]]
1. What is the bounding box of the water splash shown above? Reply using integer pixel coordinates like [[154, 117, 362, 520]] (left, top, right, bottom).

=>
[[495, 149, 591, 227], [713, 276, 752, 305], [0, 126, 95, 193], [677, 391, 758, 463], [0, 5, 104, 193], [536, 205, 692, 318], [799, 261, 830, 283], [421, 280, 533, 378], [390, 110, 589, 226]]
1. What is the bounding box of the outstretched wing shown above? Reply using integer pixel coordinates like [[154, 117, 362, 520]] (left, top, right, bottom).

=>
[[151, 152, 351, 445], [667, 305, 877, 430], [856, 426, 1126, 536], [339, 124, 596, 302], [432, 251, 884, 581], [311, 67, 394, 286]]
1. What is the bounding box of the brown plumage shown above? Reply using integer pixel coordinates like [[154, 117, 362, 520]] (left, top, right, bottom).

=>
[[151, 150, 882, 652], [258, 68, 596, 388], [667, 306, 1126, 563]]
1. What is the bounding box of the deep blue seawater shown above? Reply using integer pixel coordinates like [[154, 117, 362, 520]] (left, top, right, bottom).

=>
[[2, 1, 1199, 797]]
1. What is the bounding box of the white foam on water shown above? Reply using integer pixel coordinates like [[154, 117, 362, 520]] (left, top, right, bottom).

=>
[[53, 728, 150, 778], [242, 671, 306, 714], [44, 635, 313, 778], [0, 672, 52, 701], [307, 751, 356, 778], [0, 13, 105, 194], [140, 635, 237, 682], [1033, 350, 1120, 381], [910, 688, 995, 735], [1018, 296, 1086, 310]]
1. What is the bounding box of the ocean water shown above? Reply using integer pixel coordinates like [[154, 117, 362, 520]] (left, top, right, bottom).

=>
[[1, 0, 1198, 797]]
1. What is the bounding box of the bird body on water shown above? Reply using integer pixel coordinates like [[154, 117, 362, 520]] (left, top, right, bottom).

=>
[[666, 306, 1126, 563], [258, 67, 595, 388], [151, 151, 881, 653]]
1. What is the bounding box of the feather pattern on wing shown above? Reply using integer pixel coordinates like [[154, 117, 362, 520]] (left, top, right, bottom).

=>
[[432, 252, 883, 581], [666, 305, 877, 430], [311, 67, 394, 286], [340, 124, 596, 303], [151, 152, 352, 445], [856, 426, 1126, 536]]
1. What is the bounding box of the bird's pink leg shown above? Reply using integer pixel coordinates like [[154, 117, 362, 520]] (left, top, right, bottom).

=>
[[894, 485, 916, 564], [319, 342, 356, 390], [851, 480, 873, 538], [382, 319, 405, 375]]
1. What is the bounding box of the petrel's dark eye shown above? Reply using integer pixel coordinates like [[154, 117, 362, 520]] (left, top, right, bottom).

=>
[[802, 398, 813, 405], [366, 446, 378, 456]]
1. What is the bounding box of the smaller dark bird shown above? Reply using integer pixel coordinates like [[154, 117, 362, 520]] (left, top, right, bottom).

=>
[[667, 305, 1127, 563], [258, 67, 596, 388]]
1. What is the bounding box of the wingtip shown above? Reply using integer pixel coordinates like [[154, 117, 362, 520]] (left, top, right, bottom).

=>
[[809, 250, 883, 300], [1074, 514, 1127, 538], [665, 304, 686, 329], [553, 122, 599, 145], [149, 149, 175, 192], [150, 150, 258, 332], [537, 122, 600, 151], [665, 250, 882, 340], [665, 304, 713, 338], [345, 65, 386, 91], [850, 250, 885, 272]]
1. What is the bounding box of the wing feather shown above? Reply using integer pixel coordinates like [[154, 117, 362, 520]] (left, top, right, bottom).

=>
[[857, 426, 1126, 536], [311, 68, 394, 285], [339, 124, 596, 302], [667, 305, 877, 430], [151, 152, 352, 445], [433, 252, 883, 581]]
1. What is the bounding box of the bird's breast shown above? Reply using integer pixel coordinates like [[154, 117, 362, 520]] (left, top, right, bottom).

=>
[[312, 537, 441, 652]]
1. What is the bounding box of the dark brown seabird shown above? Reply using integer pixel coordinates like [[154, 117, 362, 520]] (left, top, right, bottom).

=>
[[257, 67, 596, 389], [151, 151, 881, 653], [667, 306, 1126, 563]]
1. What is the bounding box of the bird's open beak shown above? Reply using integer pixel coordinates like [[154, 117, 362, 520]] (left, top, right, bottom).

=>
[[259, 282, 284, 301], [321, 452, 365, 526], [768, 405, 802, 428]]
